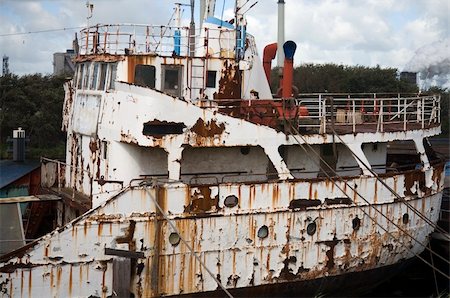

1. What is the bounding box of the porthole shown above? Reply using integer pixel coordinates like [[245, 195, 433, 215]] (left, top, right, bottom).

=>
[[169, 232, 181, 246], [224, 195, 239, 208], [352, 216, 361, 231], [257, 225, 269, 239], [306, 222, 317, 236], [402, 213, 409, 224]]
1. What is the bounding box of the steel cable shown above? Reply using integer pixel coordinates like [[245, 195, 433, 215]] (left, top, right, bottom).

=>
[[286, 121, 450, 279], [143, 184, 234, 298], [331, 130, 450, 240]]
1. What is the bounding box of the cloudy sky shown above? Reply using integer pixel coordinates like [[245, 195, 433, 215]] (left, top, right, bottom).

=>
[[0, 0, 448, 87]]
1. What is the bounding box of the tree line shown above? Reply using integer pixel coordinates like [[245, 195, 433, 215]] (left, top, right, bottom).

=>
[[0, 64, 448, 159]]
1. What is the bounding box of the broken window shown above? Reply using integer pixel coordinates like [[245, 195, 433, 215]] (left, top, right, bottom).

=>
[[108, 63, 117, 90], [162, 65, 182, 97], [82, 63, 90, 89], [90, 63, 99, 90], [135, 64, 156, 88], [206, 70, 217, 88], [98, 63, 108, 90]]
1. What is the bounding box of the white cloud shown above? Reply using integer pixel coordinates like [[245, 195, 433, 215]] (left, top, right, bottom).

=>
[[0, 0, 448, 83]]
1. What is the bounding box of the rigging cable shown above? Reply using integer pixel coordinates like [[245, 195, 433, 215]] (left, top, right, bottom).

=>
[[285, 120, 450, 279], [0, 27, 84, 37], [143, 183, 234, 298], [331, 129, 450, 240]]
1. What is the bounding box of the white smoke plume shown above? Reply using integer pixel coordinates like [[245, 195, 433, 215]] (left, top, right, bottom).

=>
[[404, 38, 450, 90]]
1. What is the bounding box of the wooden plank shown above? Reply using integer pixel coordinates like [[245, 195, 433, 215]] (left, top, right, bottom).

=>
[[0, 194, 61, 204]]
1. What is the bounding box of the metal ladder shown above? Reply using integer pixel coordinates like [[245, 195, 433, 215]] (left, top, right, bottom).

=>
[[189, 57, 207, 100]]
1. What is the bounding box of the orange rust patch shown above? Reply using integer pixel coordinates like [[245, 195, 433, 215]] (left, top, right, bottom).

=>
[[116, 221, 137, 251], [184, 186, 219, 214], [214, 60, 242, 99], [190, 118, 225, 137]]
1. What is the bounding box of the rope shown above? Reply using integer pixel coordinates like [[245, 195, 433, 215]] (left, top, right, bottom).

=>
[[143, 183, 234, 298], [285, 121, 450, 279], [331, 130, 450, 240]]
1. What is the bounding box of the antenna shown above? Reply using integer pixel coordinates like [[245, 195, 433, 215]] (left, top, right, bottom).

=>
[[86, 1, 94, 28], [2, 55, 9, 76]]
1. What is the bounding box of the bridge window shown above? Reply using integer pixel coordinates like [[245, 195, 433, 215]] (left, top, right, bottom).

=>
[[162, 65, 182, 97], [98, 63, 107, 90], [206, 71, 217, 88], [108, 63, 117, 90], [135, 64, 156, 88]]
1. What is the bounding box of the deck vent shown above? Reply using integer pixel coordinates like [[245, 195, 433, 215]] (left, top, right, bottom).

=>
[[257, 225, 269, 239]]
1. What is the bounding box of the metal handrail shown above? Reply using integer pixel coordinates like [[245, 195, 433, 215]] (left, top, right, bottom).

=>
[[215, 94, 440, 134], [79, 24, 237, 57]]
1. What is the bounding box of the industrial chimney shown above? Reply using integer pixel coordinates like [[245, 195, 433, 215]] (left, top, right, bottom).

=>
[[277, 0, 285, 68], [12, 127, 26, 162]]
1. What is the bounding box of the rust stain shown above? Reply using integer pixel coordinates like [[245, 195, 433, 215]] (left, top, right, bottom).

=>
[[116, 220, 137, 251], [278, 256, 297, 281], [120, 131, 139, 145], [28, 269, 32, 297], [191, 118, 225, 137], [56, 267, 62, 290], [50, 267, 54, 288], [98, 222, 103, 236], [184, 186, 219, 214], [214, 60, 242, 99], [74, 53, 124, 63], [69, 265, 73, 296], [21, 270, 23, 296]]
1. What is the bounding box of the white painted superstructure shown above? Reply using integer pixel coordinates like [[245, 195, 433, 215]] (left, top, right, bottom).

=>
[[0, 2, 446, 297]]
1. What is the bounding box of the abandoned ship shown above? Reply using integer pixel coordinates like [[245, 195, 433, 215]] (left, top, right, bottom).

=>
[[0, 0, 448, 297]]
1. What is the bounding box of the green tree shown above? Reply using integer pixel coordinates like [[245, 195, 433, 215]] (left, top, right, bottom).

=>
[[0, 74, 66, 159]]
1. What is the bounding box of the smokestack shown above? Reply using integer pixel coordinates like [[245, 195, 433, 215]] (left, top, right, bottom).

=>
[[12, 127, 26, 162], [282, 40, 296, 98], [263, 43, 278, 83], [277, 0, 285, 68]]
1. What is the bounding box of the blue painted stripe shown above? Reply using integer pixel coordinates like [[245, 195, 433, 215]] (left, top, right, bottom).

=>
[[205, 16, 234, 29]]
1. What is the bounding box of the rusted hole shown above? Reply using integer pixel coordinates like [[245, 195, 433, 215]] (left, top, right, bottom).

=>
[[325, 197, 352, 205], [306, 222, 316, 235], [402, 213, 409, 224], [257, 225, 269, 239], [169, 232, 180, 246], [143, 120, 186, 137], [352, 216, 361, 231], [240, 147, 250, 155], [289, 199, 321, 210], [224, 195, 239, 208]]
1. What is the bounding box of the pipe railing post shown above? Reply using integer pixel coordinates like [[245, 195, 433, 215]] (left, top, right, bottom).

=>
[[422, 97, 425, 128], [352, 99, 356, 133]]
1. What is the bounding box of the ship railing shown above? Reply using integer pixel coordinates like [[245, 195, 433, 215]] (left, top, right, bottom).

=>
[[79, 24, 237, 57], [215, 93, 440, 134], [322, 94, 440, 133]]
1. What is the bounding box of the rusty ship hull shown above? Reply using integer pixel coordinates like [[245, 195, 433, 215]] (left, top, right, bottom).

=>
[[0, 1, 447, 297]]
